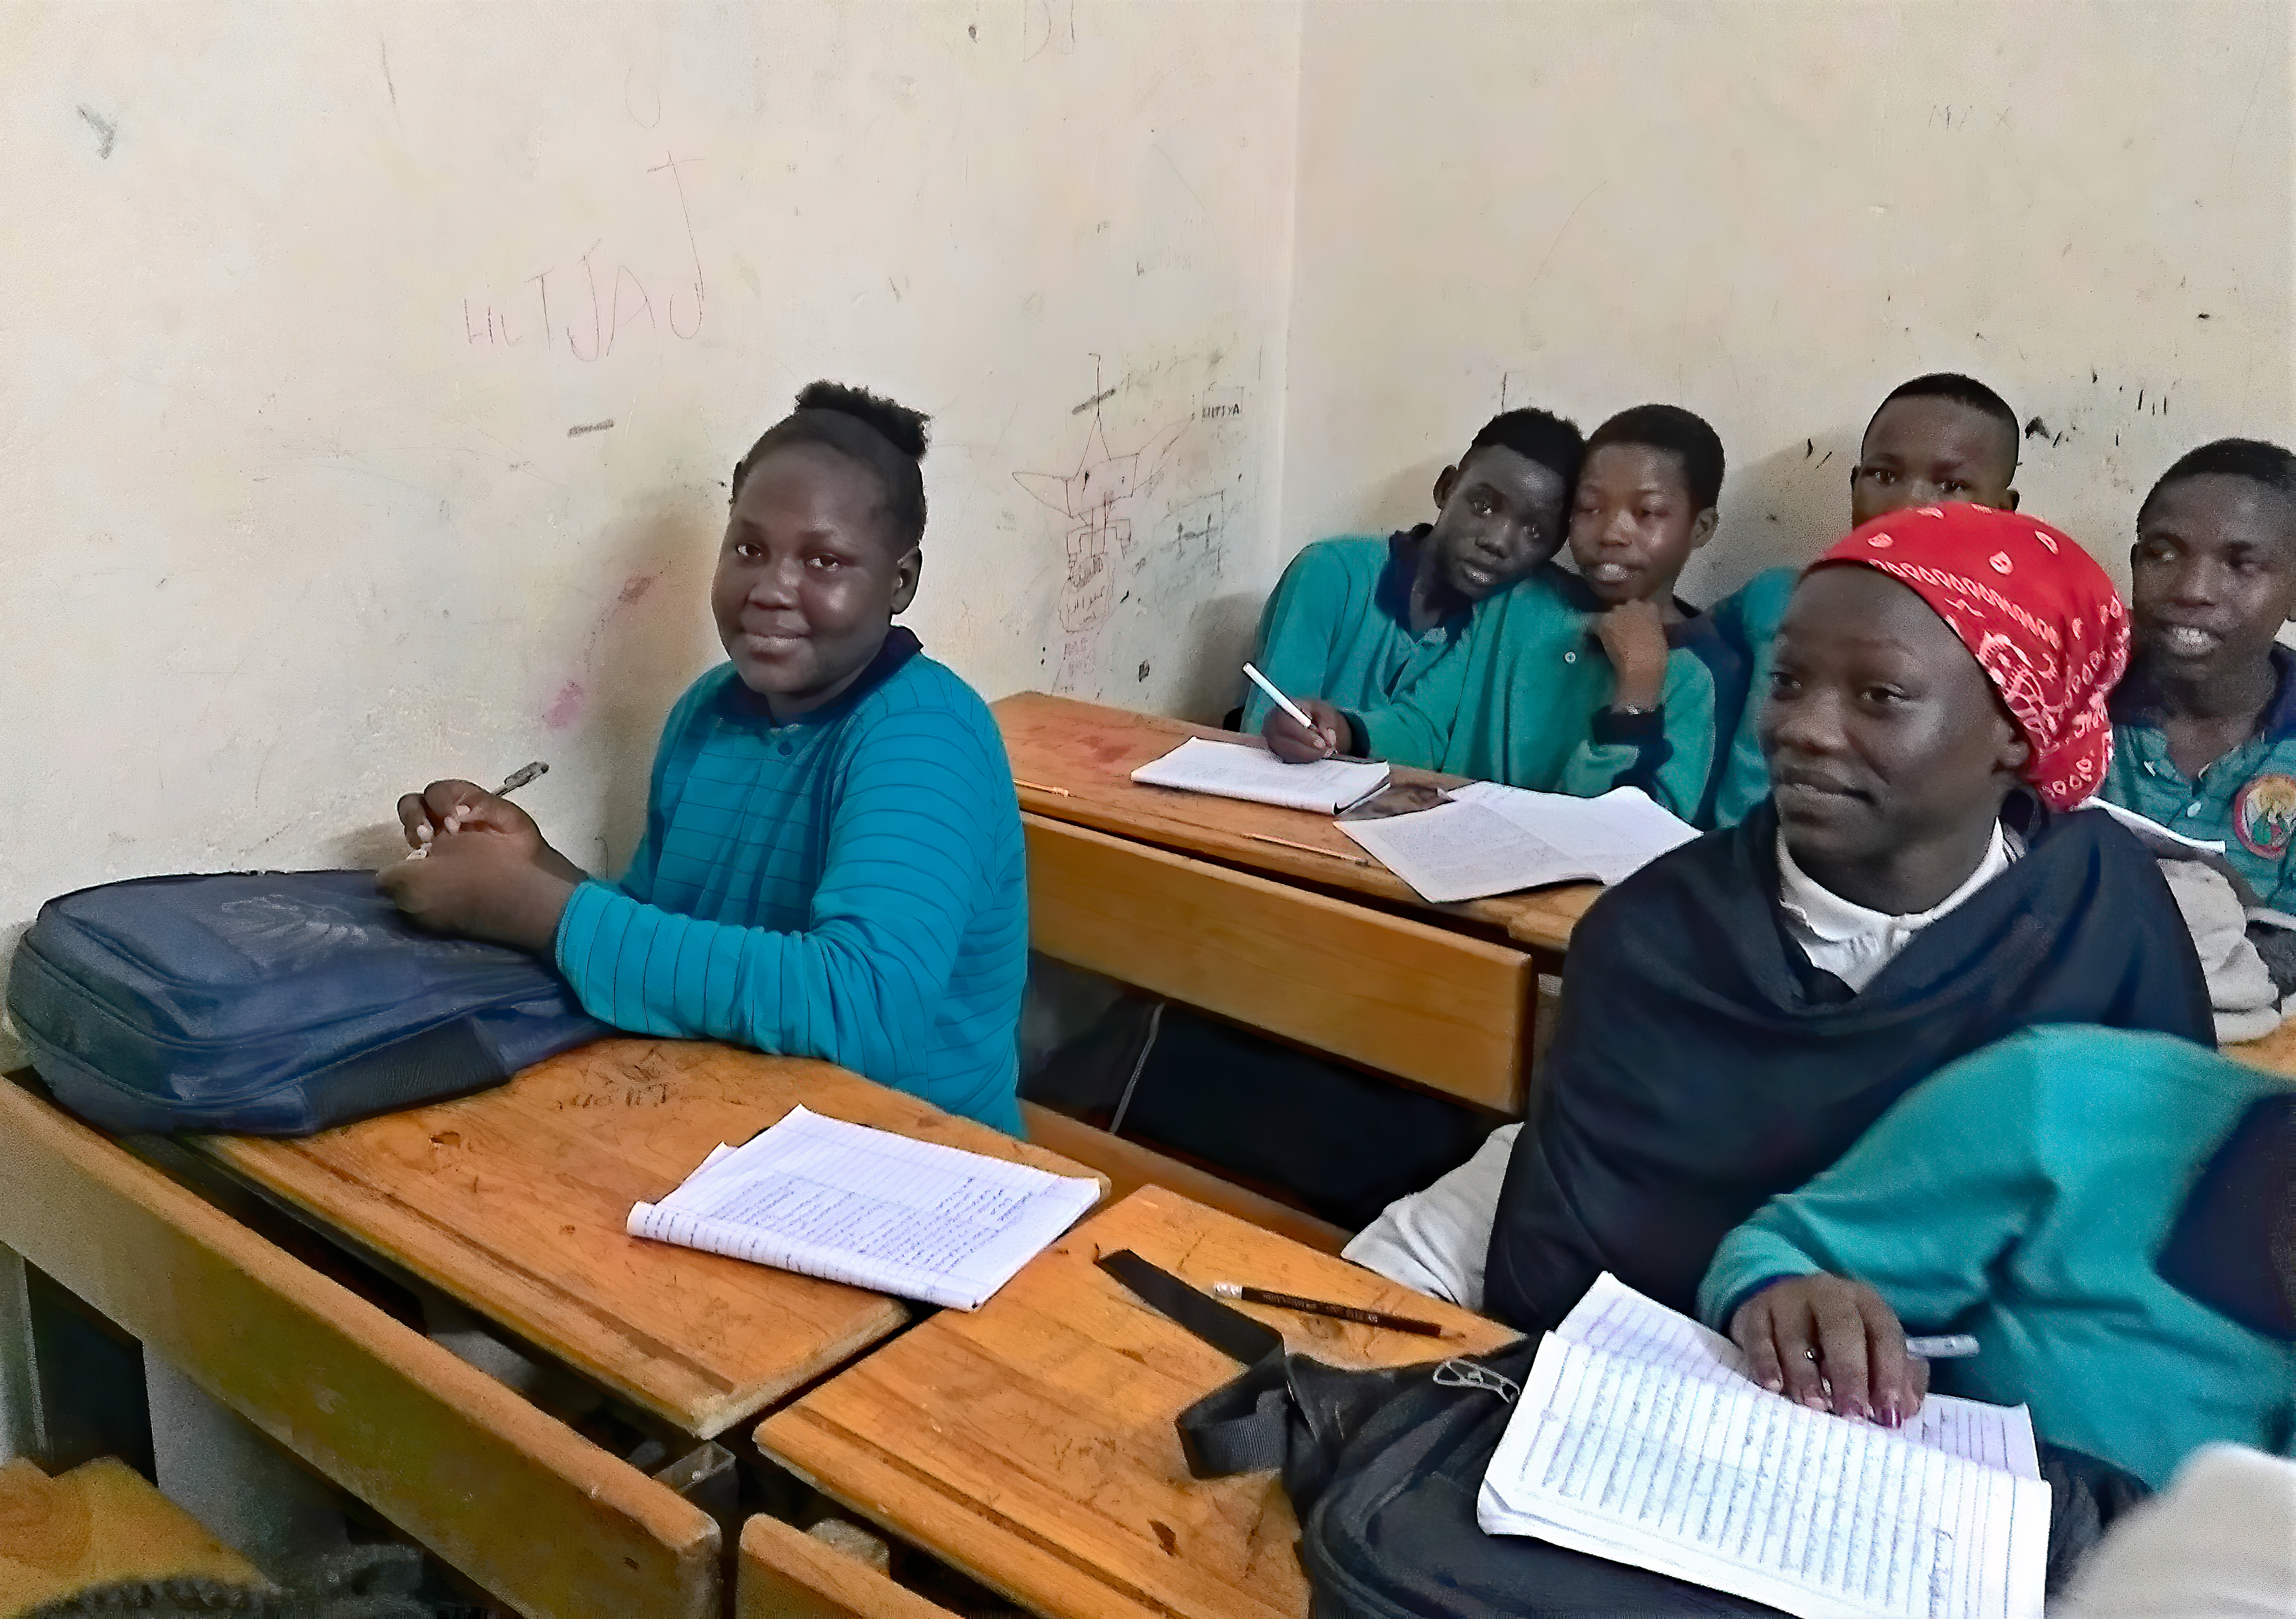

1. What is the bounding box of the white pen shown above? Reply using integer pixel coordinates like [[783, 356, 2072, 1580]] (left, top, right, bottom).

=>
[[1242, 662, 1317, 732], [408, 761, 550, 858], [1905, 1334, 1979, 1360]]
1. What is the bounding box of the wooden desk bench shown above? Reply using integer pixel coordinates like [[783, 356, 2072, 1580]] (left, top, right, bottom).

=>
[[0, 1075, 719, 1619], [2229, 1017, 2296, 1077], [1, 1041, 1101, 1616], [999, 692, 1595, 1115], [0, 1456, 264, 1615], [998, 690, 1598, 954], [186, 1038, 1101, 1439], [756, 1186, 1516, 1619], [736, 1513, 955, 1619]]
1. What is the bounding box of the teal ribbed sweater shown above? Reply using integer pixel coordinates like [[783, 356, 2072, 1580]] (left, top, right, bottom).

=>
[[554, 636, 1027, 1132], [1700, 1026, 2295, 1489]]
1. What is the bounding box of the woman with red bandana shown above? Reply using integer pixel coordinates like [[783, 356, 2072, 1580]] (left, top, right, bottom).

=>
[[1350, 505, 2216, 1332], [1476, 503, 2216, 1332]]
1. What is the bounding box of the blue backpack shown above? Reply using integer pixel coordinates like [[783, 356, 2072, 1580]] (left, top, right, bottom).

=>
[[7, 871, 607, 1135]]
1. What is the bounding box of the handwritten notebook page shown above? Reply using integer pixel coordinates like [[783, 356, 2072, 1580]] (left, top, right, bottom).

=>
[[1480, 1337, 2051, 1619], [627, 1107, 1100, 1311], [1129, 736, 1390, 814], [1336, 799, 1600, 903], [1449, 783, 1700, 885], [1555, 1273, 2041, 1479]]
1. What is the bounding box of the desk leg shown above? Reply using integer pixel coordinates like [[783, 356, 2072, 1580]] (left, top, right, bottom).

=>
[[146, 1348, 350, 1571], [0, 1240, 45, 1465]]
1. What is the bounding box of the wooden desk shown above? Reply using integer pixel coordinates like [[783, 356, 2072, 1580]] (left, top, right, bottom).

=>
[[0, 1074, 719, 1619], [757, 1186, 1516, 1619], [186, 1039, 1102, 1440], [2229, 1018, 2296, 1078], [996, 690, 1600, 953]]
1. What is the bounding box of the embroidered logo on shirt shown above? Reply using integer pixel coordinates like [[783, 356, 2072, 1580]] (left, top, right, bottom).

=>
[[2233, 772, 2296, 858]]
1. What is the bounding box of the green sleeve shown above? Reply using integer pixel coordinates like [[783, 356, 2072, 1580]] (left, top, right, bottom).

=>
[[1349, 618, 1478, 768], [1696, 1035, 2046, 1331], [1556, 646, 1716, 820], [1711, 635, 1776, 826], [1243, 545, 1353, 732]]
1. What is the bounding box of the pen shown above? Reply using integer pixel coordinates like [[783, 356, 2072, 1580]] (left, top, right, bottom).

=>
[[1904, 1334, 1979, 1360], [1241, 663, 1318, 732], [1211, 1282, 1445, 1337], [409, 761, 551, 858]]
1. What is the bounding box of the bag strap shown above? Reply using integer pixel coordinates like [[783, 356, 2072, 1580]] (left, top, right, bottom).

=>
[[1097, 1249, 1281, 1365], [1096, 1249, 1298, 1477]]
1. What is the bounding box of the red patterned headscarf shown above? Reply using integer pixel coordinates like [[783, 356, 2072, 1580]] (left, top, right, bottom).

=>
[[1812, 503, 2127, 809]]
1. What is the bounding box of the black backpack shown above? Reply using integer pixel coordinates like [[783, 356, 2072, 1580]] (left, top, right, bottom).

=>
[[7, 871, 607, 1135], [1104, 1253, 2152, 1619]]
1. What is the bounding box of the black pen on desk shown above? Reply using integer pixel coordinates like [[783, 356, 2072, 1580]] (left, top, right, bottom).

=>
[[409, 761, 550, 858], [1212, 1282, 1447, 1337]]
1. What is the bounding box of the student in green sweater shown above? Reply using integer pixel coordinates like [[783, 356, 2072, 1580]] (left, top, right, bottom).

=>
[[1271, 404, 1742, 825], [1701, 1025, 2294, 1490], [2102, 440, 2296, 906], [1242, 408, 1582, 734], [379, 383, 1029, 1132], [1711, 373, 2024, 825]]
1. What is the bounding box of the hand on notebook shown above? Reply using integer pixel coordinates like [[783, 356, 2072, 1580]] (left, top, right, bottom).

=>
[[1264, 697, 1348, 762], [1729, 1274, 1930, 1426]]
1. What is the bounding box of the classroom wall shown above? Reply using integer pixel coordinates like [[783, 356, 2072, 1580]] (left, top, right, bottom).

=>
[[1279, 0, 2295, 606], [0, 1, 1303, 1063]]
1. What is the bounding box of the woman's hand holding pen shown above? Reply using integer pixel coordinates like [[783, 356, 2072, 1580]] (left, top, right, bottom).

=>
[[376, 777, 585, 953], [1729, 1273, 1930, 1427], [1264, 697, 1349, 762]]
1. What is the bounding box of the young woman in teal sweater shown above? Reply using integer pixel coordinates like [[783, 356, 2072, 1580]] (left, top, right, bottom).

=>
[[377, 384, 1028, 1132]]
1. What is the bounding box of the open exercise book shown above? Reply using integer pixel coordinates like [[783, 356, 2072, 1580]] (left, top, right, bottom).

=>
[[627, 1107, 1100, 1311], [1339, 782, 1699, 903], [1131, 736, 1391, 814], [1481, 1274, 2049, 1619]]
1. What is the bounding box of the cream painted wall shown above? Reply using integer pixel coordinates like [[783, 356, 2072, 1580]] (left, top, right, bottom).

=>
[[1281, 0, 2295, 607], [0, 1, 1302, 1060]]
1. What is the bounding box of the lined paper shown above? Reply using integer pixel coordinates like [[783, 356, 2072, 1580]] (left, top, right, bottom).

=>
[[1337, 799, 1599, 903], [1337, 784, 1698, 902], [1450, 782, 1700, 885], [628, 1107, 1100, 1310], [1554, 1273, 2040, 1479], [1129, 736, 1391, 813], [1479, 1338, 2050, 1619]]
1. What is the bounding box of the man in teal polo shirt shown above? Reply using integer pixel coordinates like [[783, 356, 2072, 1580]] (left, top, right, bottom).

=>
[[2102, 439, 2296, 906]]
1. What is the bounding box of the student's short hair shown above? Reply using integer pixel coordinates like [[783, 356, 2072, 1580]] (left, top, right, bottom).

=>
[[1465, 407, 1584, 487], [1584, 404, 1726, 510], [1866, 373, 2021, 471], [2140, 438, 2296, 526], [729, 381, 932, 549]]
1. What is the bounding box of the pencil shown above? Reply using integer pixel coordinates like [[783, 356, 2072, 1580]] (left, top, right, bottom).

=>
[[1245, 831, 1374, 866], [1014, 778, 1073, 797], [1211, 1282, 1445, 1336]]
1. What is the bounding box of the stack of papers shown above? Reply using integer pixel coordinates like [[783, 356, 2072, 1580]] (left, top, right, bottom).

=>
[[1480, 1275, 2049, 1619], [1337, 784, 1698, 904], [1131, 736, 1391, 814], [627, 1107, 1100, 1311]]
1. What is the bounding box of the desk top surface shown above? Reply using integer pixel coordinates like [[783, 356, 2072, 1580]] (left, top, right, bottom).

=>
[[994, 691, 1598, 952], [190, 1038, 1100, 1439], [756, 1184, 1516, 1619]]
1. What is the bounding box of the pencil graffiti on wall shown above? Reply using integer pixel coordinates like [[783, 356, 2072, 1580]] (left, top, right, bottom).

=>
[[459, 151, 706, 358], [1015, 359, 1189, 694]]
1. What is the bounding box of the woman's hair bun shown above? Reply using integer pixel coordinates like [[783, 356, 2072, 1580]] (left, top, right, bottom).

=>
[[793, 381, 930, 461]]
